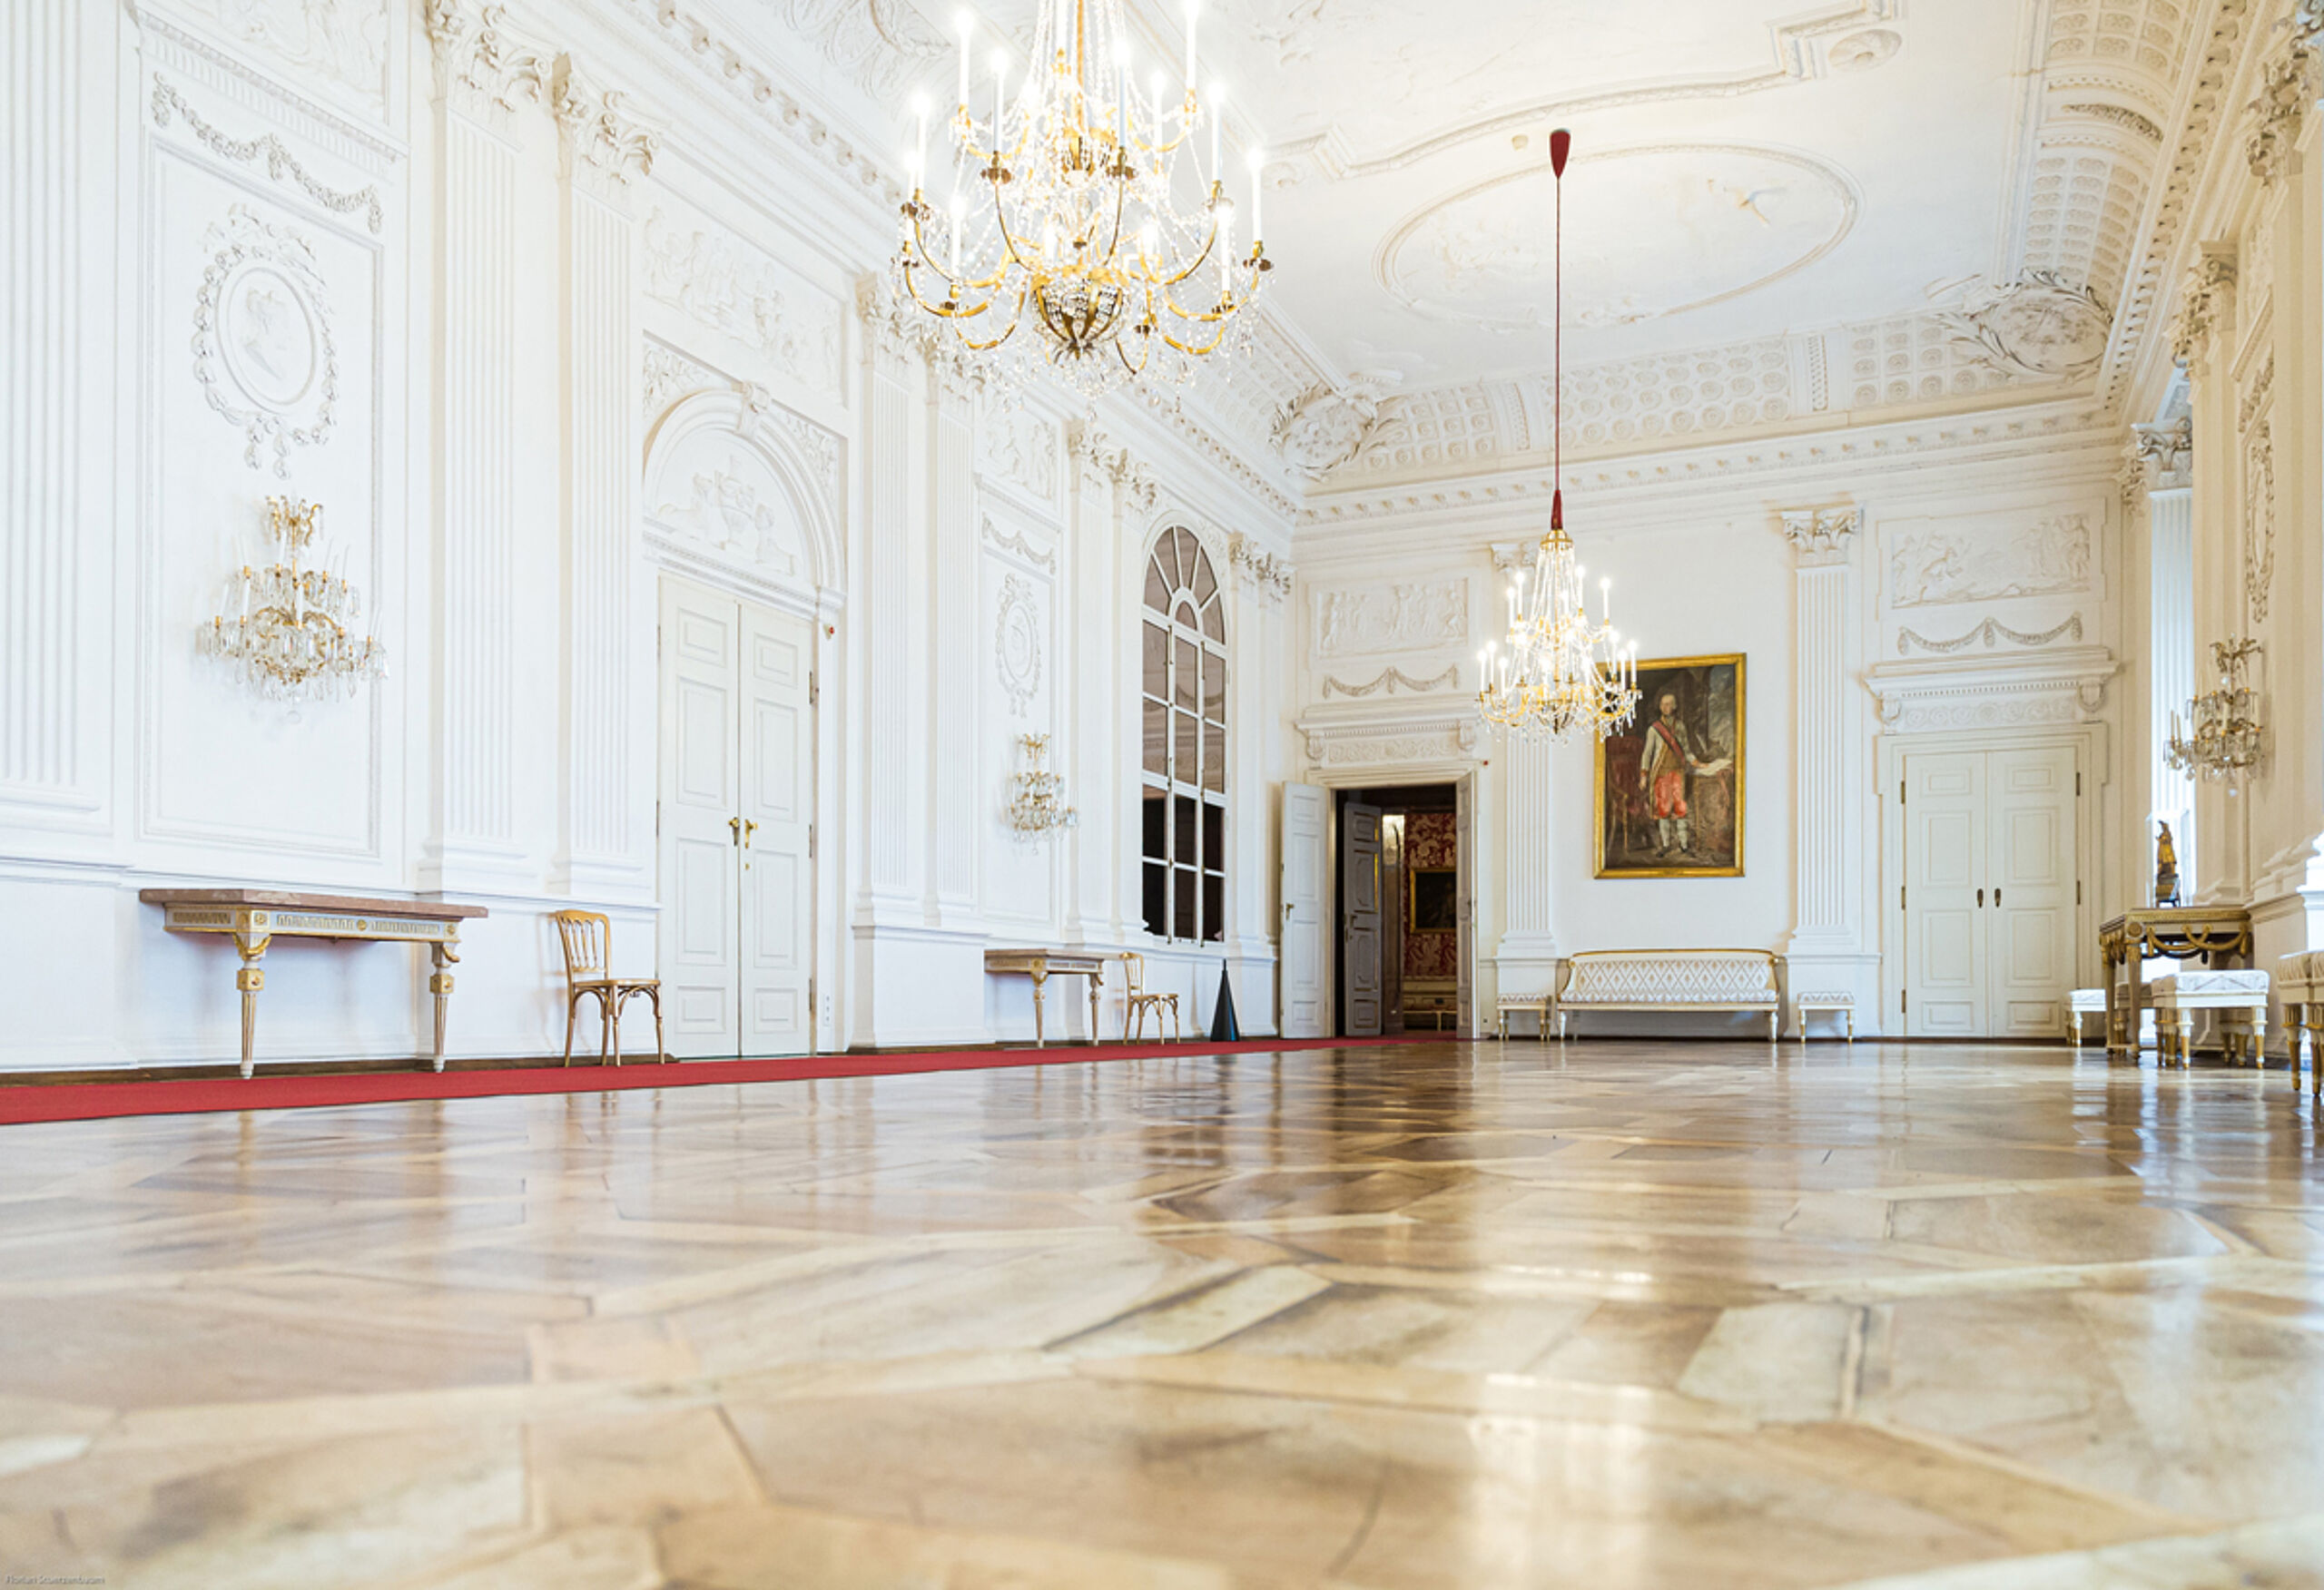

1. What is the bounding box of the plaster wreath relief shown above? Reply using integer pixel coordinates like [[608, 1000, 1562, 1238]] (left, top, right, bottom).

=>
[[1886, 514, 2091, 608], [1941, 272, 2111, 382], [776, 0, 946, 103], [192, 204, 340, 476], [994, 574, 1043, 716], [1272, 378, 1388, 479], [644, 208, 842, 395], [1313, 579, 1468, 659], [151, 80, 383, 235]]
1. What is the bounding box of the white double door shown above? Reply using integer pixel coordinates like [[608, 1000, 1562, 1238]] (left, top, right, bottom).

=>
[[1901, 745, 2077, 1038], [658, 580, 816, 1057]]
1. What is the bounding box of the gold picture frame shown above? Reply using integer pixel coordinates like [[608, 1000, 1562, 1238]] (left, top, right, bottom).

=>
[[1593, 653, 1746, 878], [1408, 867, 1457, 933]]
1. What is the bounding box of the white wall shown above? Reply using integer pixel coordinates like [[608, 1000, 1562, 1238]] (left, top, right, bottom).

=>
[[0, 0, 1293, 1071], [1292, 422, 2132, 1038]]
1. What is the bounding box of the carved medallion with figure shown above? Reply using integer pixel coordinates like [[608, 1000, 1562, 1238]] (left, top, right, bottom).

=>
[[192, 205, 340, 476]]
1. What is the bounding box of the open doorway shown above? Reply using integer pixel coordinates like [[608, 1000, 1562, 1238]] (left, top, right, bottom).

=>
[[1334, 783, 1461, 1036]]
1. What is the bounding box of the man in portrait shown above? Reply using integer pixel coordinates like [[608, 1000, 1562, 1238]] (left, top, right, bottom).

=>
[[1638, 690, 1719, 859]]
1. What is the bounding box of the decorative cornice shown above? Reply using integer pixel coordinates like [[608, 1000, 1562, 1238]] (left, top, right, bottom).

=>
[[615, 0, 900, 213], [151, 76, 383, 235], [1779, 504, 1861, 566], [1864, 645, 2119, 731]]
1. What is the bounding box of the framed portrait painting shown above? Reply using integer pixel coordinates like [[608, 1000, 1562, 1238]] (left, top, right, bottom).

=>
[[1593, 653, 1745, 878]]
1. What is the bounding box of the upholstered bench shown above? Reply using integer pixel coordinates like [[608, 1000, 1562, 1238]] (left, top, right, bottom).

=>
[[1793, 990, 1855, 1043], [2149, 968, 2270, 1066], [2278, 951, 2324, 1075], [1496, 990, 1553, 1040], [1554, 949, 1785, 1042]]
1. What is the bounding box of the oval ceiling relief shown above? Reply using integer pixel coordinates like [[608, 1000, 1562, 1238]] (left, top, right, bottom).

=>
[[1378, 144, 1856, 333]]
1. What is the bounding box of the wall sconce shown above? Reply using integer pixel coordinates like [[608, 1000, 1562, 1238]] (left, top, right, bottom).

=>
[[2167, 638, 2262, 787], [199, 496, 386, 703], [1005, 733, 1077, 838]]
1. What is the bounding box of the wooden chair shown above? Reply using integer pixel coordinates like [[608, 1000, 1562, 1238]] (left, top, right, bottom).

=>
[[552, 910, 666, 1066], [1120, 952, 1180, 1043]]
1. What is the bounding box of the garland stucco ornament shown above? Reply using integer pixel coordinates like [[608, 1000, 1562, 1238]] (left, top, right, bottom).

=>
[[1271, 378, 1389, 479], [1942, 271, 2110, 382]]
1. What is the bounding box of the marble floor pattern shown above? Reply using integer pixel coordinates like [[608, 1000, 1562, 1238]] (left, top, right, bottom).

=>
[[5, 1041, 2324, 1588]]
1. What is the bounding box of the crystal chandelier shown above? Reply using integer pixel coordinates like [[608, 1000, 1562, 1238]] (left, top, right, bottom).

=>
[[2167, 638, 2262, 784], [1006, 734, 1078, 836], [891, 0, 1270, 395], [200, 496, 386, 703], [1477, 131, 1639, 743]]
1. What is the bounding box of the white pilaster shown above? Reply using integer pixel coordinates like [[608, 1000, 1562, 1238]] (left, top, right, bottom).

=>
[[2177, 249, 2246, 904], [0, 0, 110, 842], [2148, 483, 2196, 890], [1066, 422, 1121, 943], [554, 61, 654, 898], [425, 0, 547, 889], [1780, 505, 1875, 1026], [929, 357, 979, 917]]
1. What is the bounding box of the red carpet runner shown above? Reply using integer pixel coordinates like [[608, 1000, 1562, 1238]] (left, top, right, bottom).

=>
[[0, 1033, 1455, 1126]]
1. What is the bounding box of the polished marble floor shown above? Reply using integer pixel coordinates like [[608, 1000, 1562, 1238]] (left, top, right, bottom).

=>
[[4, 1040, 2324, 1588]]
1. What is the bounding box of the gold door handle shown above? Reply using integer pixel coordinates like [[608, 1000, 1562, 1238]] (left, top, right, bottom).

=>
[[729, 817, 742, 845], [743, 820, 759, 848]]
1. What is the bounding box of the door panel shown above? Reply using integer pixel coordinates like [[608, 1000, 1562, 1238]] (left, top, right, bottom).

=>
[[660, 581, 816, 1058], [741, 604, 814, 1056], [1905, 752, 1986, 1036], [1281, 783, 1328, 1037], [1901, 745, 2077, 1039], [661, 584, 743, 1056], [1986, 746, 2075, 1038], [1343, 801, 1383, 1036]]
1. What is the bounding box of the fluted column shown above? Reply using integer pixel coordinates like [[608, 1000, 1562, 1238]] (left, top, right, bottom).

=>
[[554, 62, 654, 897], [929, 356, 980, 918], [2174, 250, 2245, 903], [852, 285, 930, 920], [1780, 505, 1869, 1029], [0, 0, 108, 839], [1227, 535, 1290, 1016], [2132, 412, 2196, 897], [1065, 422, 1121, 942], [425, 0, 547, 889]]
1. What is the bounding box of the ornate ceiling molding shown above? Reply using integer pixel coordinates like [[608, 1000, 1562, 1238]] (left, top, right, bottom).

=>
[[1280, 0, 1906, 182]]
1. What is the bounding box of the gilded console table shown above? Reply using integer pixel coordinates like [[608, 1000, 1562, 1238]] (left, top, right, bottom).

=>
[[2099, 906, 2252, 1055], [983, 947, 1108, 1046], [141, 888, 489, 1077]]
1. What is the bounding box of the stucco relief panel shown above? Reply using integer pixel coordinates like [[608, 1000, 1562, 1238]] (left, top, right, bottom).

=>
[[1309, 577, 1471, 661], [977, 403, 1060, 513], [160, 0, 390, 113], [1884, 513, 2093, 609], [643, 204, 843, 400]]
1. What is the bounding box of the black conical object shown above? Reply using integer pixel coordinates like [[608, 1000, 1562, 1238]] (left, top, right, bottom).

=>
[[1209, 967, 1241, 1042]]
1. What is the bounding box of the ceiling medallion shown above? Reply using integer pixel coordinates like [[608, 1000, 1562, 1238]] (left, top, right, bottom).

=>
[[891, 0, 1270, 396], [1478, 131, 1639, 745]]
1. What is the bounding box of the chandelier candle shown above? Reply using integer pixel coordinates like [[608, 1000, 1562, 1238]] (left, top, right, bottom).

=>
[[899, 0, 1269, 392]]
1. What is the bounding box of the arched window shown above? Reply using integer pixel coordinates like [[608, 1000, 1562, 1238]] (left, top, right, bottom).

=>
[[1141, 527, 1226, 942]]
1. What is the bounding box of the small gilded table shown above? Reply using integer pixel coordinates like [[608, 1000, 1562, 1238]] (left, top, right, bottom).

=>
[[141, 888, 489, 1077], [2099, 905, 2253, 1055], [983, 947, 1108, 1047]]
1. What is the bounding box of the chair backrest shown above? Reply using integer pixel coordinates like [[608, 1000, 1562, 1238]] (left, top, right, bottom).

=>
[[1119, 950, 1147, 994], [553, 910, 610, 982]]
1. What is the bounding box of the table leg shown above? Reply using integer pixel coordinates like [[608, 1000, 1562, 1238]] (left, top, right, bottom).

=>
[[1030, 970, 1047, 1047], [1088, 972, 1100, 1045], [232, 928, 270, 1080], [429, 941, 458, 1074]]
